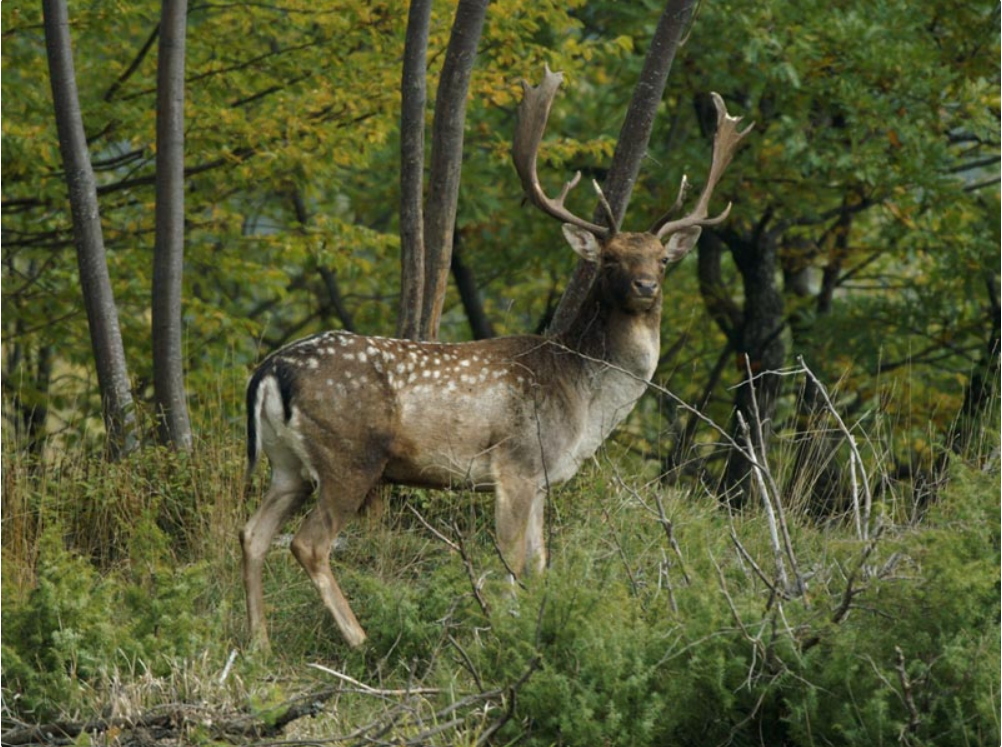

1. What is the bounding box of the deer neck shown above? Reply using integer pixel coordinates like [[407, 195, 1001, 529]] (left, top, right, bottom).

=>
[[554, 285, 662, 383]]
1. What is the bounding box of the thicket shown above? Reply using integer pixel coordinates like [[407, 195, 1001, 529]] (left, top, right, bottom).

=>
[[2, 0, 999, 744], [3, 375, 998, 745]]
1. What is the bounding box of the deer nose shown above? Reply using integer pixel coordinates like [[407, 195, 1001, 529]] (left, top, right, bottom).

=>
[[632, 278, 659, 297]]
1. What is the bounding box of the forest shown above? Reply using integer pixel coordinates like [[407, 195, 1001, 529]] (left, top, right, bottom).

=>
[[2, 0, 999, 745]]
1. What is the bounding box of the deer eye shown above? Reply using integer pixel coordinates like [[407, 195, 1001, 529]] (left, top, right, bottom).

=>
[[660, 256, 670, 267]]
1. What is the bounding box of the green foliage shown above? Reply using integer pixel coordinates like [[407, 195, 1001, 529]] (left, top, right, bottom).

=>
[[466, 460, 999, 747], [1, 525, 218, 720], [484, 563, 674, 746], [778, 462, 1000, 746], [1, 0, 998, 742], [2, 402, 998, 743]]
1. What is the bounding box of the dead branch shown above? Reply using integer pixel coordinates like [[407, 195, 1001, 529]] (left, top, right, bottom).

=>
[[652, 489, 692, 585], [895, 646, 923, 741], [729, 527, 784, 600], [406, 503, 460, 552], [800, 522, 885, 652], [600, 505, 641, 596], [659, 547, 679, 613], [488, 530, 528, 591], [798, 356, 874, 540], [307, 663, 442, 696], [1, 689, 339, 746], [737, 410, 790, 593], [452, 520, 492, 617], [742, 358, 805, 598]]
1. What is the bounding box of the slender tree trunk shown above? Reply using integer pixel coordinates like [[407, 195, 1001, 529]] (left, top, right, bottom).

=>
[[450, 230, 495, 340], [152, 0, 192, 450], [661, 338, 733, 483], [291, 189, 356, 333], [548, 0, 697, 335], [8, 334, 53, 460], [418, 0, 490, 340], [397, 0, 433, 340], [42, 0, 138, 459]]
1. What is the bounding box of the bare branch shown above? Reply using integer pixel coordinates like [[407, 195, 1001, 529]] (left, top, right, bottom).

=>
[[452, 520, 492, 617], [798, 356, 873, 540], [406, 503, 460, 553], [895, 646, 923, 739], [307, 663, 443, 696]]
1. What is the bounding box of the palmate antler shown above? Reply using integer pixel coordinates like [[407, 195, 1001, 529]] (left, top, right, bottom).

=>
[[513, 66, 753, 254], [650, 93, 754, 240], [512, 65, 612, 239]]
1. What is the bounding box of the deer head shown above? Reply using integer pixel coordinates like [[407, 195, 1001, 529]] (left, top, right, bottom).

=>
[[513, 65, 753, 279]]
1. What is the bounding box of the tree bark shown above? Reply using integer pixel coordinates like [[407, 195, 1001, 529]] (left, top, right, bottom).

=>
[[42, 0, 138, 459], [548, 0, 697, 335], [397, 0, 433, 340], [721, 223, 786, 508], [418, 0, 490, 340], [152, 0, 193, 450]]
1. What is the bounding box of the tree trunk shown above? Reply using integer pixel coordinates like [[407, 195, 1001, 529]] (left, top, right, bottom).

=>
[[7, 335, 53, 460], [783, 211, 852, 517], [42, 0, 138, 459], [418, 0, 489, 340], [721, 224, 786, 508], [397, 0, 433, 340], [548, 0, 697, 335], [152, 0, 192, 450], [291, 189, 356, 333], [947, 272, 1000, 457], [450, 230, 495, 340]]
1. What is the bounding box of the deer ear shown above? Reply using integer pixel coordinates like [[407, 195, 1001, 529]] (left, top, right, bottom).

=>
[[562, 224, 602, 263], [663, 226, 702, 262]]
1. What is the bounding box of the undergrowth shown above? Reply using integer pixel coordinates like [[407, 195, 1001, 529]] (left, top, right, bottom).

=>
[[2, 386, 999, 746]]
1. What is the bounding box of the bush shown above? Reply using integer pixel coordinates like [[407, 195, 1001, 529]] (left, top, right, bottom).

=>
[[2, 522, 221, 720], [1, 404, 996, 744]]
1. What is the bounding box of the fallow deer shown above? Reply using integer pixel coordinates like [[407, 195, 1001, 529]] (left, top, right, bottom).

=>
[[241, 67, 751, 648]]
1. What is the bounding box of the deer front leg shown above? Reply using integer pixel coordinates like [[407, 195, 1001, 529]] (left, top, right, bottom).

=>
[[524, 486, 547, 576], [494, 473, 546, 579]]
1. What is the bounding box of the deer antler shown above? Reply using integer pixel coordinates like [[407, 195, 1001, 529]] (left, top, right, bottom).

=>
[[652, 93, 754, 240], [513, 65, 610, 238]]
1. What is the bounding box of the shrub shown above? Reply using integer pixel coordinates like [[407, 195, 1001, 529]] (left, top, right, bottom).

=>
[[2, 522, 220, 720]]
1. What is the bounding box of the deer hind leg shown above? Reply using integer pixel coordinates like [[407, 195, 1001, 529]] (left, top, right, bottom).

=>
[[241, 469, 312, 650], [494, 473, 546, 579], [290, 461, 381, 648]]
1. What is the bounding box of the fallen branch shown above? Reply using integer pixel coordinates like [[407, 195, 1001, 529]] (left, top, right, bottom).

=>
[[1, 689, 339, 746]]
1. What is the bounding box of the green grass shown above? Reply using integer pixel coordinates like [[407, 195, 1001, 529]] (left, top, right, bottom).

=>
[[2, 394, 999, 746]]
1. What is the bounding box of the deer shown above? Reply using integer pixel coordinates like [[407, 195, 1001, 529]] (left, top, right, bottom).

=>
[[240, 66, 752, 649]]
